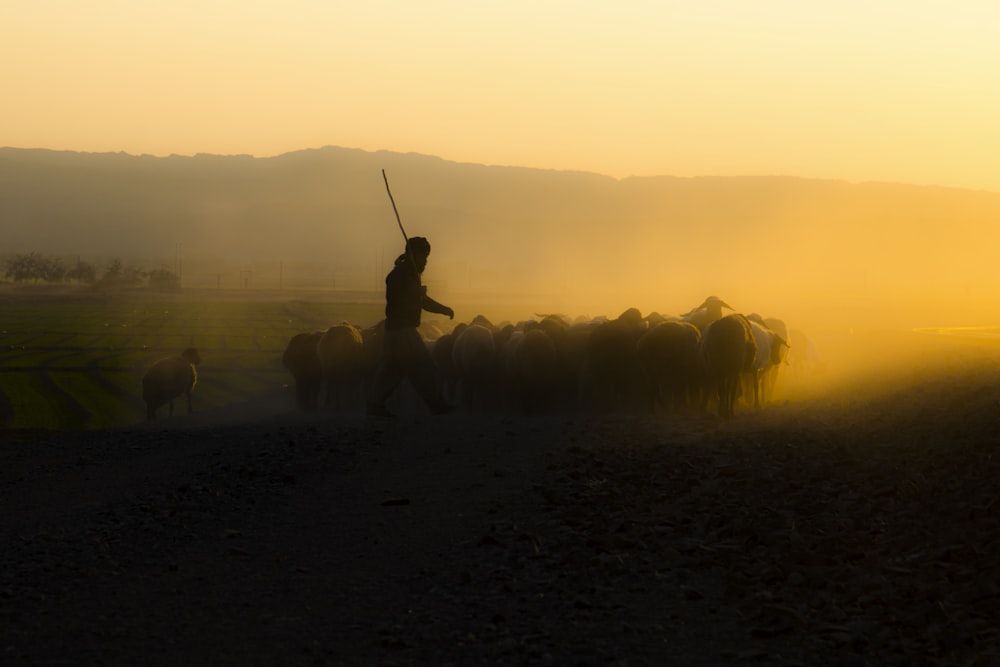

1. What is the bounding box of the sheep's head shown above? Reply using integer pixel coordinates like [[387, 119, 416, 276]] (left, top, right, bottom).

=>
[[181, 348, 201, 365], [684, 296, 733, 317], [702, 296, 732, 310], [617, 307, 644, 329], [770, 336, 789, 365]]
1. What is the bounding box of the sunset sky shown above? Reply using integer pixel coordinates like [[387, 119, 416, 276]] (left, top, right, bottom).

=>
[[3, 1, 1000, 191]]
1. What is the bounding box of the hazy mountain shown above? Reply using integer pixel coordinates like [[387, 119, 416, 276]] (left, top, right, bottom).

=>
[[2, 146, 999, 327]]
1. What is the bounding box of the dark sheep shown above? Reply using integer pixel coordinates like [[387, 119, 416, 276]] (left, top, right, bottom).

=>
[[578, 308, 648, 413], [683, 296, 734, 332], [451, 323, 498, 412], [699, 314, 757, 418], [636, 320, 703, 413], [142, 348, 201, 421], [359, 320, 386, 385], [282, 331, 323, 410], [524, 314, 577, 410], [431, 325, 462, 404], [317, 323, 366, 411]]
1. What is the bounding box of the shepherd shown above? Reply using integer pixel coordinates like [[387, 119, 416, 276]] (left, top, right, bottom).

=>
[[367, 172, 455, 417]]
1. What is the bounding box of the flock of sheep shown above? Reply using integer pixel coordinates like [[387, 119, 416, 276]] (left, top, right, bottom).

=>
[[278, 296, 810, 419], [138, 296, 811, 421]]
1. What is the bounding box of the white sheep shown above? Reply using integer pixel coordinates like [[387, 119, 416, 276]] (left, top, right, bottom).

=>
[[762, 316, 791, 399], [142, 348, 201, 421], [746, 316, 790, 407]]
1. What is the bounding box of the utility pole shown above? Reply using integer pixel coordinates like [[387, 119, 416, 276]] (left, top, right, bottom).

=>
[[174, 243, 183, 287]]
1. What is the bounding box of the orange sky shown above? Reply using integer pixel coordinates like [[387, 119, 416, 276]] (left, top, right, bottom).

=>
[[3, 2, 1000, 191]]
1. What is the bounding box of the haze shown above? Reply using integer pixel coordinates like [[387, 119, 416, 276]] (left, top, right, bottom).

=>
[[3, 148, 1000, 339]]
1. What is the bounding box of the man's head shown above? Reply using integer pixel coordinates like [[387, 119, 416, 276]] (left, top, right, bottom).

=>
[[406, 236, 431, 271]]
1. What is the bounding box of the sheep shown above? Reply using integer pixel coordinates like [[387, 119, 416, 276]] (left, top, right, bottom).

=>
[[786, 327, 823, 380], [636, 320, 703, 413], [500, 326, 561, 414], [762, 316, 791, 399], [282, 331, 324, 410], [643, 311, 671, 327], [577, 308, 648, 413], [431, 323, 463, 404], [451, 322, 498, 412], [142, 347, 201, 420], [682, 296, 734, 332], [699, 314, 757, 418], [359, 319, 386, 385], [317, 322, 366, 411], [746, 316, 790, 407]]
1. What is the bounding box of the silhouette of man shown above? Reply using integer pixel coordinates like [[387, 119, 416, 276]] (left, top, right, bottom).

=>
[[367, 236, 455, 416]]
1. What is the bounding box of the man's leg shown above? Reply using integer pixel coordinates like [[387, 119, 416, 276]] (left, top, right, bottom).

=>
[[367, 330, 407, 416], [404, 329, 453, 414]]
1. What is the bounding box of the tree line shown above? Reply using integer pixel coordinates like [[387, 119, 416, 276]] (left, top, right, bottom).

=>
[[2, 252, 180, 290]]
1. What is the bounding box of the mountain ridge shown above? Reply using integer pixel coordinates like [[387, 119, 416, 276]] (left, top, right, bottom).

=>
[[3, 146, 998, 327]]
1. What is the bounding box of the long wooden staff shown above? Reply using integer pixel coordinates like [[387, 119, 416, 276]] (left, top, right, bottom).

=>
[[381, 169, 420, 279], [382, 169, 409, 244]]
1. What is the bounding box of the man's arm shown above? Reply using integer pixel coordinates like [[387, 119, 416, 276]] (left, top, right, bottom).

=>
[[422, 293, 454, 320]]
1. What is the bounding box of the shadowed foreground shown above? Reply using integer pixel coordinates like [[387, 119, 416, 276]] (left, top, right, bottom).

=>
[[2, 334, 1000, 665]]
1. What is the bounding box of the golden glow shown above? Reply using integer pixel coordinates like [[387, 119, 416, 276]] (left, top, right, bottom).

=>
[[3, 2, 1000, 190], [5, 2, 1000, 338]]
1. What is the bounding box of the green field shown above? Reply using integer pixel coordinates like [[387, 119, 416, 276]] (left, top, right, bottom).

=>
[[0, 291, 386, 430]]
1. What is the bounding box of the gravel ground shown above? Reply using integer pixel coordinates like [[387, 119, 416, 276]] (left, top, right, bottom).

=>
[[3, 332, 1000, 666]]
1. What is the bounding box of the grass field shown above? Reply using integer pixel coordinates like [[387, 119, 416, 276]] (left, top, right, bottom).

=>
[[0, 289, 386, 430]]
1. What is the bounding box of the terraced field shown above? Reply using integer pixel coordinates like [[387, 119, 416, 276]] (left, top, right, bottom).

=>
[[0, 293, 384, 429]]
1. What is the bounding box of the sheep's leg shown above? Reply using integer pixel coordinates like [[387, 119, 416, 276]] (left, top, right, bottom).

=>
[[308, 376, 322, 410], [186, 389, 193, 414], [294, 378, 308, 410], [168, 399, 175, 417], [323, 377, 335, 409], [720, 376, 736, 418]]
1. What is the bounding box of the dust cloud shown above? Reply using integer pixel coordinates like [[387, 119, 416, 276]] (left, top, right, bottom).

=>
[[5, 149, 1000, 424]]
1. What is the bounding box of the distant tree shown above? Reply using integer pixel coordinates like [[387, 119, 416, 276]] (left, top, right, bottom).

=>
[[121, 264, 146, 288], [147, 268, 181, 291], [3, 252, 65, 283], [40, 256, 66, 282], [102, 258, 124, 284], [3, 252, 42, 282], [65, 260, 97, 284], [96, 258, 146, 289]]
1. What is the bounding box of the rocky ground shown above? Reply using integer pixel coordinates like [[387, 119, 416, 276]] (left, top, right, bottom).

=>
[[2, 331, 1000, 666]]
